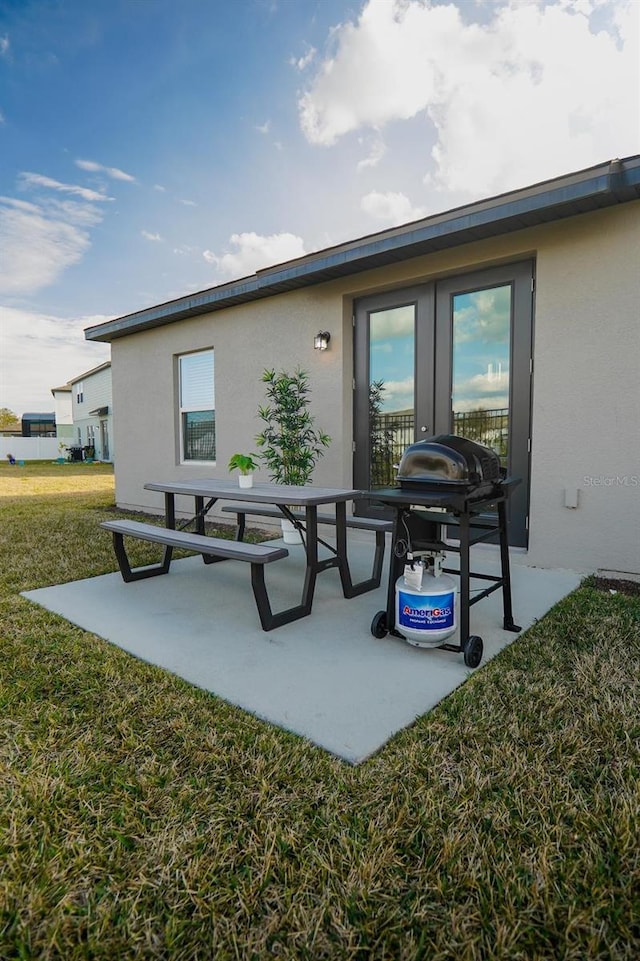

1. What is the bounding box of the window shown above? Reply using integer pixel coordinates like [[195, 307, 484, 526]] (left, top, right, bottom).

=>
[[179, 349, 215, 462], [76, 381, 84, 404]]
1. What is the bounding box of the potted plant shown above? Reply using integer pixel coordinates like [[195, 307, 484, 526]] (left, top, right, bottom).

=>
[[228, 452, 258, 488], [256, 367, 330, 542]]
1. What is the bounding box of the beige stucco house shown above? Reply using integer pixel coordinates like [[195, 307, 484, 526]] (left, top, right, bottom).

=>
[[86, 156, 640, 575]]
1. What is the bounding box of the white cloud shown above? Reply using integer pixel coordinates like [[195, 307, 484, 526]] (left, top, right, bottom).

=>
[[75, 158, 136, 182], [0, 167, 115, 296], [370, 304, 414, 339], [453, 287, 511, 344], [361, 190, 426, 224], [141, 230, 163, 242], [0, 197, 91, 295], [0, 196, 40, 214], [18, 171, 113, 203], [290, 46, 316, 71], [154, 184, 166, 192], [379, 375, 414, 411], [357, 135, 386, 171], [0, 306, 110, 415], [0, 35, 9, 57], [179, 198, 197, 207], [203, 232, 307, 277], [452, 370, 509, 412], [45, 198, 104, 227], [299, 0, 640, 198], [256, 120, 271, 135]]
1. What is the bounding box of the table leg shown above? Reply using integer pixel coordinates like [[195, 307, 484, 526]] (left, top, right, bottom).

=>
[[301, 505, 318, 608], [164, 492, 175, 529], [336, 501, 386, 598], [195, 496, 205, 535], [161, 492, 175, 568]]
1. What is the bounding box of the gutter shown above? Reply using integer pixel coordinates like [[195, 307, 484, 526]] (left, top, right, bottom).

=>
[[86, 155, 640, 344]]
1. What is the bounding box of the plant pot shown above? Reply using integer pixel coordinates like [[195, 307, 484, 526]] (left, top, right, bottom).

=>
[[281, 518, 303, 544], [238, 473, 254, 489]]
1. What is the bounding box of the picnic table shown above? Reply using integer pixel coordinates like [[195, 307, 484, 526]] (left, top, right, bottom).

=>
[[102, 480, 390, 631]]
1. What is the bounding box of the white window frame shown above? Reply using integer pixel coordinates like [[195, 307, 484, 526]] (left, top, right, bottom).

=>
[[76, 381, 84, 404], [178, 349, 216, 464]]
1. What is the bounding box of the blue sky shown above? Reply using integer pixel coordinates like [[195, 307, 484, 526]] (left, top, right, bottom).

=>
[[1, 0, 638, 415]]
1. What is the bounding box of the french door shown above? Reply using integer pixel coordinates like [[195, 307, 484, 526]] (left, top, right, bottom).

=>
[[353, 261, 533, 547]]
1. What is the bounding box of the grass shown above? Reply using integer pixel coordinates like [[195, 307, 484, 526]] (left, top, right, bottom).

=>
[[1, 461, 639, 960]]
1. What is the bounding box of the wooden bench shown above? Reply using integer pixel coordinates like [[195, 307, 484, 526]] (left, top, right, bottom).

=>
[[100, 519, 294, 631]]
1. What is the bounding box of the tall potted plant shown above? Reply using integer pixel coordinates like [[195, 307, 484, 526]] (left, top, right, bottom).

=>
[[256, 368, 331, 542]]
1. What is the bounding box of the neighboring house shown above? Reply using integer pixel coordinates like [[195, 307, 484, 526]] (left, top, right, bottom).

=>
[[85, 156, 640, 575], [51, 384, 73, 444], [68, 362, 113, 462]]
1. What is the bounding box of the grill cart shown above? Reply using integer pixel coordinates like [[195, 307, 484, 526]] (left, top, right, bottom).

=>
[[367, 435, 522, 668]]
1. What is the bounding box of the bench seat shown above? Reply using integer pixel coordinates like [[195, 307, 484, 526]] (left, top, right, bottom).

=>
[[101, 519, 294, 631], [220, 503, 392, 533], [219, 504, 391, 597], [101, 519, 287, 563]]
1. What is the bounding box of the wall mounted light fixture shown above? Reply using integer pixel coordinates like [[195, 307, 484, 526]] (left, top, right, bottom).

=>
[[314, 331, 331, 351]]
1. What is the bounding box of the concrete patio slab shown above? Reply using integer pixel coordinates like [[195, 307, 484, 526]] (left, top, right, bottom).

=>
[[23, 535, 581, 763]]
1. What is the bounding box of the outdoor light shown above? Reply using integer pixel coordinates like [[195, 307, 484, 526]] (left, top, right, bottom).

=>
[[314, 331, 331, 351]]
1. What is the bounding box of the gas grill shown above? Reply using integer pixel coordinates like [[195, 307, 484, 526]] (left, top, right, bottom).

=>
[[396, 434, 503, 500], [366, 435, 522, 667]]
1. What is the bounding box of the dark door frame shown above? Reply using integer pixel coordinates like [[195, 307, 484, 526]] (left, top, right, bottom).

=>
[[353, 260, 534, 547]]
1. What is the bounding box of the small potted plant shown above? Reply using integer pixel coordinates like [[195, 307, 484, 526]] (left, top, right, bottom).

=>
[[228, 452, 258, 488]]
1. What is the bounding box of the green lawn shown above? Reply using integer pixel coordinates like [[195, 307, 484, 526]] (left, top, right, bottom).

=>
[[1, 462, 639, 960]]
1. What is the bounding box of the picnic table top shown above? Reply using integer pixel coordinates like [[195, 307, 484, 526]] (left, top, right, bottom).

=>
[[143, 478, 365, 507]]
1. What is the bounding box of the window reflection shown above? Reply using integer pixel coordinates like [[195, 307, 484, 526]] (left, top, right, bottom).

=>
[[452, 285, 511, 465], [369, 305, 415, 487]]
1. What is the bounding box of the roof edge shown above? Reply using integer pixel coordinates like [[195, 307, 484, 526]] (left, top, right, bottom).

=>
[[86, 155, 640, 344]]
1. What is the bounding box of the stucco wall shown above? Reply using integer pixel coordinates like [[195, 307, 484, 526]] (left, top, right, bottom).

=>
[[111, 201, 640, 574], [526, 205, 640, 573], [111, 285, 349, 517]]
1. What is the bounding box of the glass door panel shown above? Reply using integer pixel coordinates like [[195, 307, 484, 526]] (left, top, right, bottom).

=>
[[434, 261, 533, 546], [369, 304, 415, 488], [451, 284, 511, 467]]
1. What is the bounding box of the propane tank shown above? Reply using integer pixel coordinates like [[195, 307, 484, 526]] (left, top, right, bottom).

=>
[[395, 552, 457, 648]]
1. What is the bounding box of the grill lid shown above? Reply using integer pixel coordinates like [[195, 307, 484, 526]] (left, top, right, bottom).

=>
[[396, 434, 502, 496]]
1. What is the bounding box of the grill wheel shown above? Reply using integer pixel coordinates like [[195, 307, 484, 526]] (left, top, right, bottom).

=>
[[463, 634, 483, 668], [371, 610, 388, 639]]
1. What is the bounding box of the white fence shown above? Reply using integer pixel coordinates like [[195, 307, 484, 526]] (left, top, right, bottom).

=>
[[0, 438, 61, 462]]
